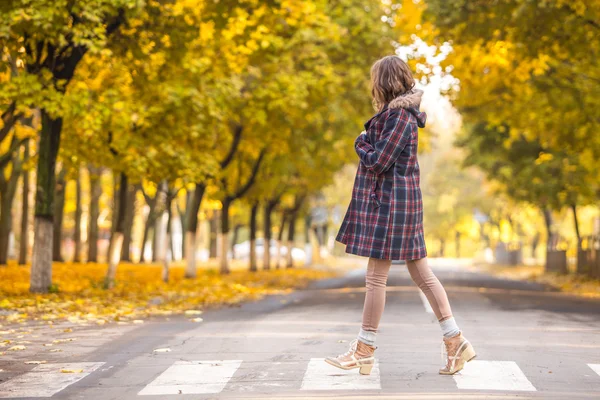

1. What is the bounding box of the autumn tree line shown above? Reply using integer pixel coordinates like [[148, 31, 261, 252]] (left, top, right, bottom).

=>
[[399, 0, 600, 270], [0, 0, 415, 292]]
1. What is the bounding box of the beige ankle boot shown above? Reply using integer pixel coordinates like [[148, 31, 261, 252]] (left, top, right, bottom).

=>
[[325, 339, 376, 375], [439, 332, 476, 375]]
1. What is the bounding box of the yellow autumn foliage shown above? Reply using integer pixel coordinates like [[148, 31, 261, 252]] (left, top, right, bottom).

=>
[[0, 262, 337, 323]]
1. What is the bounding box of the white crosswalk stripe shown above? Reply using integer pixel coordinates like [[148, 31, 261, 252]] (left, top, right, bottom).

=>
[[0, 362, 104, 399], [6, 358, 599, 396], [588, 363, 600, 377], [300, 358, 381, 391], [453, 360, 537, 391], [137, 360, 241, 395]]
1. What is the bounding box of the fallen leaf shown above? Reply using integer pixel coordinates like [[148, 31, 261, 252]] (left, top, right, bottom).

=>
[[8, 345, 26, 351], [43, 343, 53, 347], [153, 348, 171, 353], [63, 328, 73, 333], [25, 360, 47, 365], [61, 369, 83, 373], [49, 349, 62, 353], [189, 318, 203, 323], [184, 310, 203, 315]]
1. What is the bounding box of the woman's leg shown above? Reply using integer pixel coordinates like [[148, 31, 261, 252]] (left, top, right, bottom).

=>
[[406, 257, 460, 338], [325, 257, 389, 375], [358, 257, 392, 346]]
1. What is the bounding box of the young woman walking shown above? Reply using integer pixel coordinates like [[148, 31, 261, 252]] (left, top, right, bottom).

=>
[[326, 55, 476, 376]]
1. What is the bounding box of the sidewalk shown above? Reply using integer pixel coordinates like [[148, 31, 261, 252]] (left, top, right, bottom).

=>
[[471, 262, 600, 299]]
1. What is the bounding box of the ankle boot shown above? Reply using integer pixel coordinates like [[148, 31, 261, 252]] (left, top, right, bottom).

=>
[[325, 339, 376, 375], [439, 331, 476, 375]]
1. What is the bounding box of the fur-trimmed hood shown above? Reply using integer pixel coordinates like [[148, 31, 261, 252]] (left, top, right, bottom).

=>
[[388, 89, 427, 128]]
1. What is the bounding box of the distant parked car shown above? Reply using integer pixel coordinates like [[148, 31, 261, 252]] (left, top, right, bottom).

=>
[[233, 238, 305, 262]]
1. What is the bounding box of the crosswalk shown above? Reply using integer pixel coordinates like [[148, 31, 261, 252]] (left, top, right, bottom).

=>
[[1, 357, 599, 397], [0, 362, 105, 398]]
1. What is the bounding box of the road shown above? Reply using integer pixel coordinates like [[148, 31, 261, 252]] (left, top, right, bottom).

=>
[[1, 259, 600, 399]]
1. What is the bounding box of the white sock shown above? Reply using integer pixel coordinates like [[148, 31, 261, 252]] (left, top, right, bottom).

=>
[[357, 329, 376, 346], [440, 317, 460, 338]]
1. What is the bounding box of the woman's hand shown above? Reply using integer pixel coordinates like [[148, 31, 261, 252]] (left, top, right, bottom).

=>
[[355, 131, 369, 145]]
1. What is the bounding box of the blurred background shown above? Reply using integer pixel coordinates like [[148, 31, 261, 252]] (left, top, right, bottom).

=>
[[0, 0, 599, 303]]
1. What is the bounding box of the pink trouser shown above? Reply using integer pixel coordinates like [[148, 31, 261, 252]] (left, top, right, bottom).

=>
[[361, 257, 453, 335]]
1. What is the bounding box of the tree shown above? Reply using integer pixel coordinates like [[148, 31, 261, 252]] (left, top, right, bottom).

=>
[[0, 0, 137, 292], [423, 0, 600, 201]]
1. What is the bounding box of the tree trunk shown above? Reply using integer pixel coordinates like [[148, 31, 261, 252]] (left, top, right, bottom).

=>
[[571, 204, 581, 248], [140, 221, 153, 263], [52, 168, 66, 262], [0, 189, 14, 265], [140, 186, 160, 263], [141, 226, 153, 263], [180, 189, 192, 257], [73, 168, 82, 263], [231, 223, 242, 260], [18, 142, 30, 265], [531, 232, 540, 259], [263, 202, 276, 270], [120, 183, 136, 262], [185, 183, 205, 278], [105, 173, 128, 289], [0, 148, 22, 265], [106, 174, 119, 263], [219, 199, 231, 274], [304, 214, 312, 266], [87, 166, 102, 263], [209, 210, 218, 258], [30, 110, 62, 292], [439, 238, 446, 257], [153, 211, 164, 262], [162, 194, 173, 282], [249, 202, 258, 272], [542, 208, 554, 250], [276, 212, 287, 269], [286, 213, 296, 268]]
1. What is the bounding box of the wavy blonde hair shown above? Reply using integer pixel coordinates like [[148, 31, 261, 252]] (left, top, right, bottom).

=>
[[370, 55, 415, 111]]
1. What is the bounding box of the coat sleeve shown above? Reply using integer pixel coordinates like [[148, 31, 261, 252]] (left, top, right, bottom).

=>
[[354, 110, 412, 175]]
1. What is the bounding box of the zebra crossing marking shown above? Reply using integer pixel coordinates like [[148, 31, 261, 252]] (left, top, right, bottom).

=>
[[588, 364, 600, 377], [137, 360, 242, 395], [300, 358, 380, 391], [453, 360, 536, 391], [0, 362, 104, 398]]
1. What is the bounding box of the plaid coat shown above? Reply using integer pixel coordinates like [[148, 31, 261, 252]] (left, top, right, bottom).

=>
[[336, 89, 427, 261]]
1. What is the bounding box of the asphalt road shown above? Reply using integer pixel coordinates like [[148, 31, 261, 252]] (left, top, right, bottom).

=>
[[1, 259, 600, 399]]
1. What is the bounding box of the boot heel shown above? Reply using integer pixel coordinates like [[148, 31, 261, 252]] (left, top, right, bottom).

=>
[[462, 344, 476, 362], [359, 364, 373, 375]]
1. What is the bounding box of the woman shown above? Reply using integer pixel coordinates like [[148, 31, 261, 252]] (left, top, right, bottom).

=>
[[326, 55, 476, 376]]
